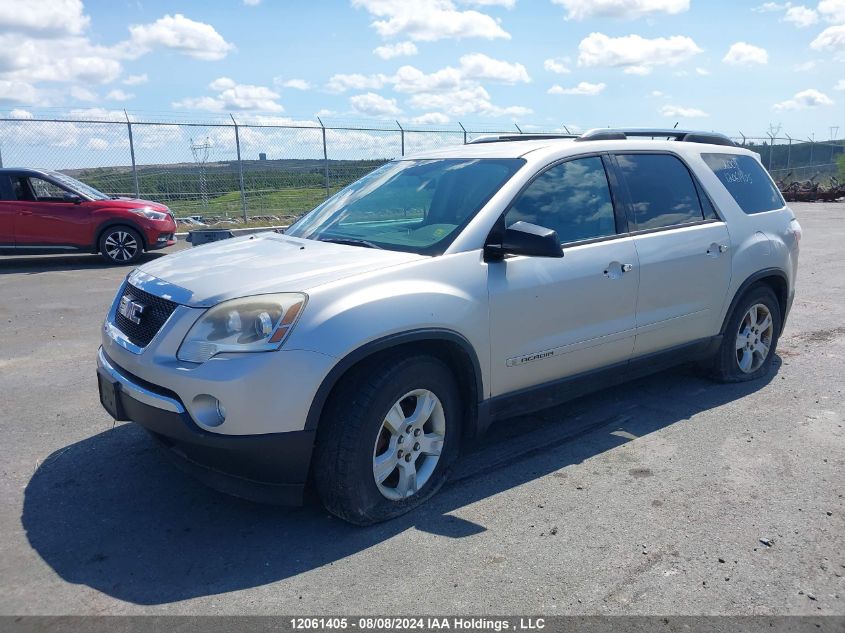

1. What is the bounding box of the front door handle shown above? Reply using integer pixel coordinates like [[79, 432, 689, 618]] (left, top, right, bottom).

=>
[[20, 210, 33, 216], [621, 263, 634, 272], [706, 243, 728, 257]]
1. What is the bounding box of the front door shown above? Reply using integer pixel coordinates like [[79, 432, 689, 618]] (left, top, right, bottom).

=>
[[0, 175, 16, 246], [12, 174, 92, 248], [487, 155, 639, 397]]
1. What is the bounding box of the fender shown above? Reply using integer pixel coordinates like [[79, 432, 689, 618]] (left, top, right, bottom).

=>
[[92, 217, 149, 252], [304, 328, 485, 434], [719, 267, 789, 336]]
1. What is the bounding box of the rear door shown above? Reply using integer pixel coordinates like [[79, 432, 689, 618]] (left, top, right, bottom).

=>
[[611, 153, 732, 356], [487, 154, 639, 396], [13, 174, 92, 248], [0, 174, 15, 247]]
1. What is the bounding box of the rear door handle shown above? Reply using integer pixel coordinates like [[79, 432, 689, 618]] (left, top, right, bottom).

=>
[[20, 210, 33, 216], [706, 243, 728, 256]]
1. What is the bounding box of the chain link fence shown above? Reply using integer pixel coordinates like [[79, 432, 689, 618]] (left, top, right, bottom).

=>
[[0, 115, 841, 225]]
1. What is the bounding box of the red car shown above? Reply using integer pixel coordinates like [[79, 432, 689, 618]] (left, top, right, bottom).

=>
[[0, 168, 177, 264]]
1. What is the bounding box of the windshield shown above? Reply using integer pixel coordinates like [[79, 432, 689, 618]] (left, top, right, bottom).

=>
[[49, 171, 110, 200], [285, 158, 524, 254]]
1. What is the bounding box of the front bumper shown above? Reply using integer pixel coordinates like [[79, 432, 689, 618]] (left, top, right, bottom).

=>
[[97, 347, 315, 505]]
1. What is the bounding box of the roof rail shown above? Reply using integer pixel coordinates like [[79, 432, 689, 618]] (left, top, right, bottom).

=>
[[467, 133, 578, 145], [576, 128, 737, 147]]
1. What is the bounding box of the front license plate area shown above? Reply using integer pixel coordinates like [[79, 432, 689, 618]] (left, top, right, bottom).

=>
[[98, 371, 127, 421]]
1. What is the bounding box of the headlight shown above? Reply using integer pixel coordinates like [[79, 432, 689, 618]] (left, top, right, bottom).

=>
[[177, 293, 307, 363], [129, 207, 168, 221]]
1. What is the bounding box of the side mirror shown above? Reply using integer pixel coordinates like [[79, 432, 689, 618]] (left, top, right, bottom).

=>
[[63, 193, 82, 204], [484, 221, 563, 260]]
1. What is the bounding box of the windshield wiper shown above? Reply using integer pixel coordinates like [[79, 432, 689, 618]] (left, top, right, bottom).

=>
[[318, 237, 383, 250]]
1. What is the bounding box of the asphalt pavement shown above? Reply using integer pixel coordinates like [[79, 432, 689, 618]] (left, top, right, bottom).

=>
[[0, 202, 842, 615]]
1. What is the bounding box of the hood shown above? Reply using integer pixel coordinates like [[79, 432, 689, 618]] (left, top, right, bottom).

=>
[[96, 198, 170, 212], [131, 232, 424, 307]]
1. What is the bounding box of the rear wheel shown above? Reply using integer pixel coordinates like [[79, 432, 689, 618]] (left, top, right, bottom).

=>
[[99, 227, 142, 265], [313, 355, 461, 525], [711, 285, 781, 382]]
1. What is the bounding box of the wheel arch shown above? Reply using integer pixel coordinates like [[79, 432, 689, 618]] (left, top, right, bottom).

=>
[[304, 329, 486, 442], [93, 220, 148, 253], [720, 268, 789, 336]]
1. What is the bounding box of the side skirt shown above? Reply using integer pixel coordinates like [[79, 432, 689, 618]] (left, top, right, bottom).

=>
[[486, 336, 721, 423]]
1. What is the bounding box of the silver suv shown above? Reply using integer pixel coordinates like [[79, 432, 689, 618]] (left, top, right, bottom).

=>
[[97, 128, 801, 524]]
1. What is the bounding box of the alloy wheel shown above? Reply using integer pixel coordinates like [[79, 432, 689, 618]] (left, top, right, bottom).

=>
[[372, 389, 446, 501], [104, 231, 139, 262], [735, 303, 774, 373]]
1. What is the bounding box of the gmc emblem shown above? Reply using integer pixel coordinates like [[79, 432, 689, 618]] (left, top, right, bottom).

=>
[[118, 296, 145, 325]]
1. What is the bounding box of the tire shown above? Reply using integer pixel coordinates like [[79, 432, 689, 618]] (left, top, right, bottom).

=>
[[313, 354, 461, 525], [99, 226, 143, 265], [711, 285, 782, 383]]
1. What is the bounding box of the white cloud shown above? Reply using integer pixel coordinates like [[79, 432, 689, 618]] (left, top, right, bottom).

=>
[[461, 0, 516, 7], [0, 0, 89, 36], [123, 73, 148, 85], [391, 65, 463, 93], [650, 90, 665, 97], [783, 5, 819, 26], [173, 77, 284, 112], [660, 104, 708, 117], [811, 25, 845, 59], [548, 81, 607, 95], [577, 33, 702, 73], [458, 53, 530, 83], [126, 14, 234, 61], [753, 2, 791, 12], [106, 89, 134, 101], [772, 88, 834, 110], [277, 78, 311, 90], [543, 58, 571, 74], [695, 67, 710, 75], [350, 92, 402, 116], [792, 60, 818, 70], [9, 108, 33, 118], [326, 72, 389, 93], [351, 0, 510, 42], [409, 111, 451, 124], [373, 41, 418, 59], [552, 0, 689, 20], [243, 0, 262, 5], [407, 85, 530, 117], [0, 79, 40, 103], [818, 0, 845, 23], [70, 85, 97, 101], [722, 42, 769, 65], [87, 137, 109, 150]]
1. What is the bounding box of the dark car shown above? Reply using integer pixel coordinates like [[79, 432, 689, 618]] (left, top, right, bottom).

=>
[[0, 168, 177, 264]]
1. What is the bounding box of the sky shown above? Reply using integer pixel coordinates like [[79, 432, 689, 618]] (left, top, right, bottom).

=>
[[0, 0, 843, 140]]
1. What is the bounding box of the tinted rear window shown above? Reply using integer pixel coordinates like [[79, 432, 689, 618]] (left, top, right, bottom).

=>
[[615, 154, 705, 230], [702, 153, 784, 214]]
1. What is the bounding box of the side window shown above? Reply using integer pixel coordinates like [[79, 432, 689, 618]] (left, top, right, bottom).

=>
[[701, 153, 784, 214], [26, 177, 68, 202], [0, 176, 15, 201], [505, 156, 617, 244], [616, 154, 705, 230]]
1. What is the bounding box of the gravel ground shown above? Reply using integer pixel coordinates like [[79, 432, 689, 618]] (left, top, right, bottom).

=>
[[0, 202, 842, 615]]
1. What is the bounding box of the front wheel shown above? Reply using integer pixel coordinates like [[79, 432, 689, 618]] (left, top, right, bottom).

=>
[[99, 227, 142, 265], [711, 285, 782, 383], [313, 355, 461, 525]]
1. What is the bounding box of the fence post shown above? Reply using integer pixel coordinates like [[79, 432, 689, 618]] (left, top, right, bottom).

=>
[[767, 133, 775, 171], [786, 135, 792, 174], [124, 110, 139, 198], [317, 117, 329, 197], [230, 114, 248, 222], [458, 122, 467, 145], [396, 120, 404, 156]]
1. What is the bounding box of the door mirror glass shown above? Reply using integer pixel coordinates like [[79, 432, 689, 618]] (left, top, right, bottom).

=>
[[485, 221, 564, 259]]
